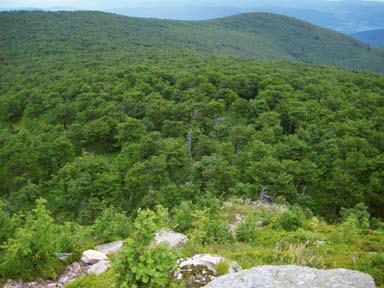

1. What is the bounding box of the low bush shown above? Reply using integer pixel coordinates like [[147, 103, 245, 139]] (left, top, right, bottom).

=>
[[189, 208, 231, 244], [113, 205, 178, 288], [0, 200, 21, 246], [114, 239, 178, 288], [171, 201, 195, 233], [335, 215, 360, 244], [340, 203, 370, 230], [92, 206, 132, 243], [0, 199, 62, 280], [236, 215, 260, 243], [273, 206, 306, 231], [56, 222, 95, 258]]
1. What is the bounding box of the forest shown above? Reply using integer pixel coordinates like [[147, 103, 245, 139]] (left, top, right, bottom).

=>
[[1, 11, 384, 72], [0, 10, 383, 288]]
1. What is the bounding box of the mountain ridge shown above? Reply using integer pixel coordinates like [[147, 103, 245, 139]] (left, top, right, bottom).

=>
[[1, 11, 384, 72]]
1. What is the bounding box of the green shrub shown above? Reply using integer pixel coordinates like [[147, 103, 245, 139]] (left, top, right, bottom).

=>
[[56, 222, 95, 258], [92, 206, 132, 243], [171, 201, 195, 233], [335, 215, 360, 244], [229, 183, 253, 199], [189, 208, 231, 244], [0, 200, 21, 246], [113, 206, 177, 288], [236, 215, 259, 243], [340, 203, 370, 230], [370, 217, 384, 230], [0, 199, 62, 280], [273, 206, 306, 231], [302, 216, 322, 231], [287, 228, 318, 243], [132, 205, 169, 244], [114, 239, 178, 288]]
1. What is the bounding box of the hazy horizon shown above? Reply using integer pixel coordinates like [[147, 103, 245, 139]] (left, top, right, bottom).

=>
[[2, 0, 384, 34], [2, 0, 384, 10]]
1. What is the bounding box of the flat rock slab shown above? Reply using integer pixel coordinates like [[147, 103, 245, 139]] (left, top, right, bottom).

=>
[[175, 254, 241, 288], [185, 254, 241, 273], [56, 261, 88, 284], [80, 249, 108, 265], [205, 265, 376, 288], [153, 228, 188, 248], [87, 260, 111, 275], [95, 240, 124, 255]]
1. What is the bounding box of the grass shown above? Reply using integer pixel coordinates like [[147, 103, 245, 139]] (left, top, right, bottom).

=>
[[65, 231, 383, 288], [64, 201, 384, 288], [182, 229, 384, 287], [65, 270, 115, 288]]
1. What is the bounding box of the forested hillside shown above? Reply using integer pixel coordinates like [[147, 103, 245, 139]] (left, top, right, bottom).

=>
[[1, 11, 384, 72], [0, 10, 383, 287]]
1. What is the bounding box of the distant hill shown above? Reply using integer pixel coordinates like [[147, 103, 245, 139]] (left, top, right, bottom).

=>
[[109, 6, 245, 21], [109, 0, 384, 34], [352, 29, 384, 48], [1, 11, 384, 72]]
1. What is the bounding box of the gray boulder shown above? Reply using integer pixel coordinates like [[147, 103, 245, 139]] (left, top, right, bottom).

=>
[[87, 260, 111, 275], [187, 254, 241, 274], [80, 249, 108, 264], [95, 240, 124, 255], [175, 254, 241, 288], [56, 261, 88, 285], [153, 228, 188, 248], [204, 265, 376, 288]]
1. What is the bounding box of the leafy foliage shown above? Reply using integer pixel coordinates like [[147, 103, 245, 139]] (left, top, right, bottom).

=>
[[0, 199, 62, 280], [92, 206, 132, 243], [0, 201, 21, 246], [273, 206, 307, 231], [340, 203, 370, 230], [113, 206, 178, 288]]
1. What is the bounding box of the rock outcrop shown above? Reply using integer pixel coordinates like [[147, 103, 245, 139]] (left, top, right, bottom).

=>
[[80, 249, 108, 265], [153, 228, 188, 248], [204, 265, 376, 288], [95, 240, 124, 255], [56, 262, 88, 285], [3, 262, 88, 288], [175, 254, 241, 288], [80, 248, 111, 276], [87, 260, 111, 275]]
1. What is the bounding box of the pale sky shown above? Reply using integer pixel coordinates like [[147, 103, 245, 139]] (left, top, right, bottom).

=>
[[1, 0, 383, 9]]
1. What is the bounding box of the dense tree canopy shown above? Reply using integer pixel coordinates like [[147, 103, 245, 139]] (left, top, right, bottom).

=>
[[1, 44, 383, 219]]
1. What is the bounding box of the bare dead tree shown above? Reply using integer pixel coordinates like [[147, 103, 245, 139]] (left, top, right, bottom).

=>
[[187, 129, 192, 162], [260, 188, 273, 203]]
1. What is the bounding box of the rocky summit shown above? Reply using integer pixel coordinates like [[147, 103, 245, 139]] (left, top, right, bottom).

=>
[[204, 265, 377, 288]]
